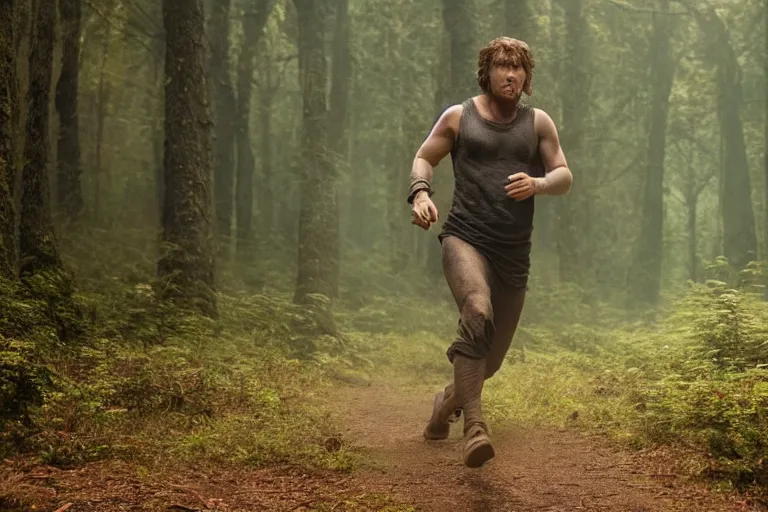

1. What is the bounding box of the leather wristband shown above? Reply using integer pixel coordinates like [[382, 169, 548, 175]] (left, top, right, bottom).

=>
[[407, 179, 433, 204]]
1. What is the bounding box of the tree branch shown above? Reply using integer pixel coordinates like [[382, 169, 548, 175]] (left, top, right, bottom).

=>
[[126, 0, 162, 33], [694, 170, 716, 195], [667, 186, 688, 206]]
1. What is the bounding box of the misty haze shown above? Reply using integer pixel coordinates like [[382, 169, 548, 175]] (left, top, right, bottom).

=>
[[1, 0, 767, 511]]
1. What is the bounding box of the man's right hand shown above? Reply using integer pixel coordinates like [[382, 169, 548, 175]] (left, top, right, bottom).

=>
[[411, 191, 439, 230]]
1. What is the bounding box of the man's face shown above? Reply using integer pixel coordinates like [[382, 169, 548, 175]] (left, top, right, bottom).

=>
[[489, 57, 526, 101]]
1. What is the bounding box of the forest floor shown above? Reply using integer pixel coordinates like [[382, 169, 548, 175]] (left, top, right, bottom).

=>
[[2, 378, 766, 512]]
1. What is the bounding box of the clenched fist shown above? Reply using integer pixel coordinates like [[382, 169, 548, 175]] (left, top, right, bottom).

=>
[[411, 191, 439, 230], [504, 172, 539, 201]]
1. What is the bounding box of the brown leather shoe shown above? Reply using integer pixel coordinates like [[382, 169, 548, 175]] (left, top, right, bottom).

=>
[[462, 422, 494, 468], [423, 388, 461, 440]]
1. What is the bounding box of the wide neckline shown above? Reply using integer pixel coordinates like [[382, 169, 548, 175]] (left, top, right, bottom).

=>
[[469, 96, 524, 128]]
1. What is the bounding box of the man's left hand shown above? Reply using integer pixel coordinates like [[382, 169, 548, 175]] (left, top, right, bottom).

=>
[[505, 172, 539, 201]]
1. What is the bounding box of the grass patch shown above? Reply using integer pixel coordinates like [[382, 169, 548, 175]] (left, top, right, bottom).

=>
[[33, 338, 356, 471]]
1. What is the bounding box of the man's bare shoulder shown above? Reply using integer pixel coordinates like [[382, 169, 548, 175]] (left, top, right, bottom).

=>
[[442, 103, 464, 122], [532, 107, 555, 123], [433, 103, 464, 135], [446, 103, 465, 113], [532, 107, 558, 135]]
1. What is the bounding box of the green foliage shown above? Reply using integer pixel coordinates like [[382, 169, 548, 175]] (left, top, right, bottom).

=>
[[638, 368, 768, 483], [17, 269, 91, 342], [0, 338, 52, 457], [11, 331, 355, 471], [0, 253, 359, 470], [491, 282, 768, 489], [0, 273, 89, 343], [667, 280, 768, 371], [0, 278, 52, 340]]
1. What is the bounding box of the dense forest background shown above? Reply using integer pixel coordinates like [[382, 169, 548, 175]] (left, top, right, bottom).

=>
[[2, 0, 768, 509]]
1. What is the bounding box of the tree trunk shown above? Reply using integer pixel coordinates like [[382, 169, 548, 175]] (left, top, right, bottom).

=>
[[235, 1, 274, 260], [55, 0, 83, 223], [292, 0, 337, 307], [157, 0, 216, 318], [687, 192, 698, 282], [626, 1, 675, 307], [681, 120, 707, 284], [234, 23, 256, 259], [690, 6, 757, 271], [326, 0, 350, 298], [11, 0, 27, 197], [716, 50, 758, 270], [442, 0, 476, 105], [387, 130, 404, 268], [92, 31, 110, 226], [151, 33, 164, 225], [0, 0, 16, 279], [328, 0, 350, 160], [764, 0, 768, 264], [19, 0, 61, 277], [555, 0, 589, 286], [504, 0, 534, 43], [384, 14, 404, 268], [345, 84, 368, 246], [258, 71, 274, 236], [208, 0, 236, 244]]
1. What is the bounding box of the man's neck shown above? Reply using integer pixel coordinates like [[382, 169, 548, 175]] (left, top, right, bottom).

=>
[[483, 93, 519, 123]]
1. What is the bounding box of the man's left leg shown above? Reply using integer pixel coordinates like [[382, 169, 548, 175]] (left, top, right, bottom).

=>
[[423, 381, 460, 440], [484, 285, 526, 379]]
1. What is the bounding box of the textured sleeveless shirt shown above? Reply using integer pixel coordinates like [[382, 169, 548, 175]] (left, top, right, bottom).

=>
[[438, 97, 544, 288]]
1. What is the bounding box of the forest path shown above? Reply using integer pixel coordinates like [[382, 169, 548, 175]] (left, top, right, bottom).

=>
[[332, 378, 763, 512], [2, 379, 766, 511]]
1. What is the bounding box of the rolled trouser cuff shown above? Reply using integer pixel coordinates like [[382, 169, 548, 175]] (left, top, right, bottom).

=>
[[446, 338, 488, 363]]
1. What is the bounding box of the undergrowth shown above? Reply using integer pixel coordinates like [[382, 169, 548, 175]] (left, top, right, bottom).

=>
[[0, 278, 359, 475], [3, 225, 768, 501]]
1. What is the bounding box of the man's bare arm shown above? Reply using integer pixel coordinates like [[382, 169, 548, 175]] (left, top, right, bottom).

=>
[[408, 105, 463, 203], [533, 109, 573, 196]]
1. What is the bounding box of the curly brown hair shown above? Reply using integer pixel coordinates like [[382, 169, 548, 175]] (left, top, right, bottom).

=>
[[476, 37, 535, 96]]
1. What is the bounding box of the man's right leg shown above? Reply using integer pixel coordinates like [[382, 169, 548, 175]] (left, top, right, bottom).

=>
[[424, 283, 526, 441], [424, 236, 493, 441], [426, 236, 497, 467]]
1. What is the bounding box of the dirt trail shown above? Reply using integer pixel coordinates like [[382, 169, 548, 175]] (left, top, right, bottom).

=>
[[2, 379, 766, 511], [335, 380, 765, 512]]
